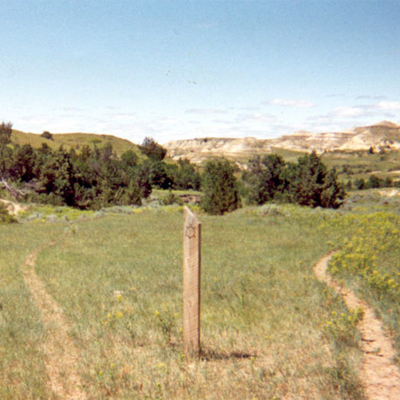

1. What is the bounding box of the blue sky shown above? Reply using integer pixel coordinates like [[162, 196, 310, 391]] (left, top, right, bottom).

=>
[[1, 0, 400, 144]]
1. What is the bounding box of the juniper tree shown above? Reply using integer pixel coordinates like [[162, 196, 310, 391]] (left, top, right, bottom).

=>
[[201, 158, 241, 215]]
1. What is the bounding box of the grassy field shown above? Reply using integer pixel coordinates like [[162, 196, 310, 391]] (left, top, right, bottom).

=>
[[1, 197, 399, 398], [321, 150, 400, 183], [0, 205, 357, 398], [0, 222, 66, 399]]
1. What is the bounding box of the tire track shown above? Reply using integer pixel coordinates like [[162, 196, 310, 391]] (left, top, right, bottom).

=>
[[23, 242, 87, 399], [315, 254, 400, 399]]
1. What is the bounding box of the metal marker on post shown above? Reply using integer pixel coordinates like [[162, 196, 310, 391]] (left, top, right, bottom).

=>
[[183, 206, 201, 357]]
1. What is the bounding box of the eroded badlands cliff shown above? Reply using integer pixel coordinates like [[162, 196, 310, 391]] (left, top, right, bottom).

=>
[[164, 121, 400, 162]]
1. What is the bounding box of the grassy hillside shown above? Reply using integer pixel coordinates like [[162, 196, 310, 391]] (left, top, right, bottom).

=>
[[11, 129, 141, 158]]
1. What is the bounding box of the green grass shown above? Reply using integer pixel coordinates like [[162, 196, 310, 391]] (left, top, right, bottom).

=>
[[321, 150, 400, 183], [0, 223, 65, 399], [341, 189, 400, 215], [0, 205, 371, 398]]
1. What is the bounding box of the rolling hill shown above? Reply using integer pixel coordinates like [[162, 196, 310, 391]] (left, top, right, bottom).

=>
[[10, 130, 141, 158]]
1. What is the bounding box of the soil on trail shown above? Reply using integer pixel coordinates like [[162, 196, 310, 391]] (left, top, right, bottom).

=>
[[314, 254, 400, 400], [23, 242, 87, 400]]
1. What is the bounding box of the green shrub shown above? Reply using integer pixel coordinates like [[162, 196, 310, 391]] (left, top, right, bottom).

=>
[[0, 203, 17, 223], [201, 158, 242, 215], [160, 191, 183, 206], [40, 131, 53, 140]]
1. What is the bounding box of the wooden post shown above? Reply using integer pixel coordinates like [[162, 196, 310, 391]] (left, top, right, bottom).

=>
[[183, 206, 201, 357]]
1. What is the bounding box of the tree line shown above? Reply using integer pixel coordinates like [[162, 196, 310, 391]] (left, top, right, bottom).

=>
[[0, 123, 200, 209], [0, 122, 345, 214], [203, 152, 346, 215]]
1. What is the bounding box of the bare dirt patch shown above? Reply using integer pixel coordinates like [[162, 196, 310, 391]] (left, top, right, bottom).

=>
[[378, 189, 400, 198], [23, 242, 87, 399], [315, 254, 400, 399], [0, 199, 27, 215]]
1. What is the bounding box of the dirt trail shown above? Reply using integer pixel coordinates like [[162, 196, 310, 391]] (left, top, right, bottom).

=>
[[314, 254, 400, 399], [23, 242, 87, 400]]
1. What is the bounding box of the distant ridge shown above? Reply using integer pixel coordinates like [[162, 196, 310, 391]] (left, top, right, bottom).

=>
[[374, 120, 400, 128], [164, 121, 400, 163], [11, 121, 400, 163]]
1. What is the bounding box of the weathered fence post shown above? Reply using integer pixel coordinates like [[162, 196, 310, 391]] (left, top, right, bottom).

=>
[[183, 206, 201, 357]]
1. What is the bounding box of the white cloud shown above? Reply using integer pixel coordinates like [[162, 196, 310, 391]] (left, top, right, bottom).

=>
[[376, 101, 400, 111], [234, 112, 277, 124], [11, 95, 400, 144], [331, 107, 366, 117], [186, 108, 228, 115], [309, 100, 400, 125], [111, 113, 137, 121], [326, 93, 346, 99], [230, 106, 260, 112], [267, 99, 316, 108], [356, 95, 387, 100]]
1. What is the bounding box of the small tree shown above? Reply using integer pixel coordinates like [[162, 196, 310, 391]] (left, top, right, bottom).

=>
[[139, 137, 167, 161], [246, 154, 286, 204], [0, 122, 12, 148], [284, 151, 345, 208], [367, 174, 383, 189], [201, 158, 241, 215], [11, 144, 37, 182], [39, 148, 75, 206], [41, 131, 53, 140], [149, 160, 173, 189], [0, 122, 13, 181], [171, 158, 201, 190], [355, 178, 366, 190], [120, 150, 138, 169], [319, 168, 346, 208]]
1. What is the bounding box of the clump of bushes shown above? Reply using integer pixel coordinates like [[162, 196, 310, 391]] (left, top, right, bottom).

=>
[[242, 151, 346, 209], [0, 122, 200, 210]]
